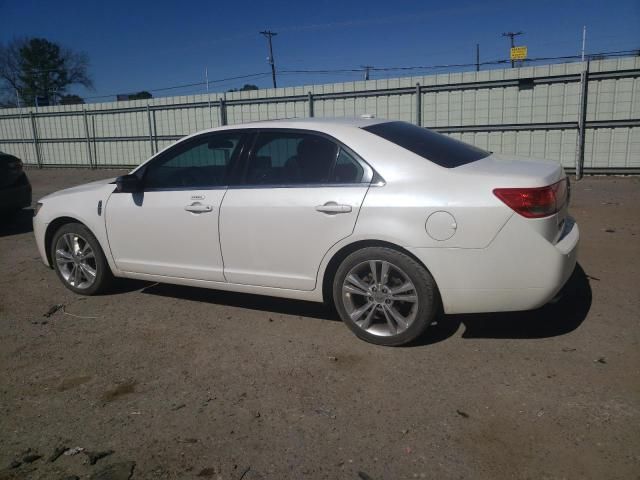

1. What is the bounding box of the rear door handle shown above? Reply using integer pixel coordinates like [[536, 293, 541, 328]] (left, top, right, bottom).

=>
[[184, 202, 213, 213], [315, 202, 352, 214]]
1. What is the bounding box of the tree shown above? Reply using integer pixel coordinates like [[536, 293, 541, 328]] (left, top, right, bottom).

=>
[[117, 91, 152, 101], [59, 94, 84, 105], [227, 84, 259, 92], [0, 37, 92, 107], [128, 91, 152, 100]]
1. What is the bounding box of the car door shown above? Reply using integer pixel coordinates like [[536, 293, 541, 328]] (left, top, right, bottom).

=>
[[105, 130, 247, 281], [219, 129, 372, 291]]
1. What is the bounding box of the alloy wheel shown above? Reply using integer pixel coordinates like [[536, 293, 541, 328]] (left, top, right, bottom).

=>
[[342, 260, 419, 336], [54, 233, 97, 290]]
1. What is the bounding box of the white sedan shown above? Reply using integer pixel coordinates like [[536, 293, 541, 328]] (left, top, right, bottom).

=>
[[33, 118, 579, 346]]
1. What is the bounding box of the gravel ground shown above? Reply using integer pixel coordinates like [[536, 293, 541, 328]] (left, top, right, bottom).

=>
[[0, 169, 638, 480]]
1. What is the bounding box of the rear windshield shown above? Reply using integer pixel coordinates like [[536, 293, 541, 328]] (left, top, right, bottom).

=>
[[363, 121, 490, 168]]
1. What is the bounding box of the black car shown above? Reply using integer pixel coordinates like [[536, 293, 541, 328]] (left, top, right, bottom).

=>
[[0, 152, 32, 215]]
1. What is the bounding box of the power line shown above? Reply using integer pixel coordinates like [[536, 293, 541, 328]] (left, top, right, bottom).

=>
[[280, 49, 638, 75], [21, 49, 638, 103], [5, 46, 636, 79], [81, 72, 271, 100]]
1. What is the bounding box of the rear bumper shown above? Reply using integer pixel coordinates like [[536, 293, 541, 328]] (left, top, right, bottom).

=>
[[408, 215, 579, 314], [0, 175, 32, 212]]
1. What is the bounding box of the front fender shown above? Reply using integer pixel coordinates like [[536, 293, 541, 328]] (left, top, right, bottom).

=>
[[34, 185, 120, 275]]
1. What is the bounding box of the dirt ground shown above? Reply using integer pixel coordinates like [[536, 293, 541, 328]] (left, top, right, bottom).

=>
[[0, 169, 638, 480]]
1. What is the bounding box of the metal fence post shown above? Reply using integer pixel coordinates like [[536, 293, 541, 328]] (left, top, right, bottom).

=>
[[152, 109, 159, 153], [146, 104, 155, 155], [415, 83, 422, 127], [29, 112, 42, 168], [91, 116, 98, 167], [219, 98, 227, 126], [16, 98, 30, 164], [308, 92, 314, 117], [83, 109, 95, 168], [575, 60, 590, 180]]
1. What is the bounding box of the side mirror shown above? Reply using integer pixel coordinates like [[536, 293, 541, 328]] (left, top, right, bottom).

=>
[[115, 174, 141, 193]]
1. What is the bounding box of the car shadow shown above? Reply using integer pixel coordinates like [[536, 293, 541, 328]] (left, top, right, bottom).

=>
[[140, 282, 341, 322], [128, 263, 591, 345], [0, 208, 34, 237], [415, 263, 592, 345]]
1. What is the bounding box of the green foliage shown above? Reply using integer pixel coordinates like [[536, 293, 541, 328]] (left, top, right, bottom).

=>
[[127, 91, 152, 100], [227, 84, 259, 92], [0, 37, 92, 107], [59, 94, 85, 105]]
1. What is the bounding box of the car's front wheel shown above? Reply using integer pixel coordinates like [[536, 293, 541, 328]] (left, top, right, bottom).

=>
[[333, 247, 438, 346], [51, 222, 113, 295]]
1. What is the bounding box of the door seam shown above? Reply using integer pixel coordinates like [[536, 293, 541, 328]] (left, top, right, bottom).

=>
[[312, 183, 373, 291], [218, 187, 230, 282]]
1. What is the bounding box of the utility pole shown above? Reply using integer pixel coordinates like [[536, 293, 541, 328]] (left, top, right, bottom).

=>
[[475, 44, 480, 72], [260, 30, 278, 88], [205, 67, 212, 127], [581, 25, 587, 61], [502, 31, 524, 68], [362, 65, 373, 81]]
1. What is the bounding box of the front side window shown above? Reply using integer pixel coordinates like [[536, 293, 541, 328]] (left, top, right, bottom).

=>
[[363, 121, 490, 168], [144, 132, 244, 189], [245, 131, 365, 186]]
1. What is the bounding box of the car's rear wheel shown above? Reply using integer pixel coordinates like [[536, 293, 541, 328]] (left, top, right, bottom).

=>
[[51, 222, 113, 295], [333, 247, 437, 346]]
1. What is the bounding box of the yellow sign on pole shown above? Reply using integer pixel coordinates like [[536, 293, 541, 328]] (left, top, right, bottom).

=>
[[511, 46, 528, 61]]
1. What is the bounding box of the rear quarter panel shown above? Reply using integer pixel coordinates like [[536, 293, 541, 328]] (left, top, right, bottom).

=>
[[333, 128, 514, 250], [354, 175, 513, 249]]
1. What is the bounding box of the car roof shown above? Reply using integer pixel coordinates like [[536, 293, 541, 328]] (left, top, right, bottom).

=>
[[191, 116, 391, 137], [253, 116, 388, 128]]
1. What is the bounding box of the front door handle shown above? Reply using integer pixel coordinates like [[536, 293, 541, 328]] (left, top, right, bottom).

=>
[[184, 202, 213, 213], [315, 202, 352, 214]]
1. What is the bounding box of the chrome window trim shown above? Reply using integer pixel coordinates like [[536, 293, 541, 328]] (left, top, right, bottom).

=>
[[136, 127, 386, 191], [142, 185, 230, 193], [227, 182, 371, 190]]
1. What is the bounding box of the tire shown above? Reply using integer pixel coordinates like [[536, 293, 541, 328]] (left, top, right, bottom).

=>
[[50, 222, 114, 295], [333, 247, 437, 346]]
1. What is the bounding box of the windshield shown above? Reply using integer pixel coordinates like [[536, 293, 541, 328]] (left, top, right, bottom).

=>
[[363, 121, 490, 168]]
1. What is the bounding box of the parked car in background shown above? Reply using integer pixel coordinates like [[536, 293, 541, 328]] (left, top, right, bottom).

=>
[[32, 118, 579, 346], [0, 152, 32, 215]]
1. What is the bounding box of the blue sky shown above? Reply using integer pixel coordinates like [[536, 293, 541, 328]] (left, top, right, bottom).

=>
[[1, 0, 638, 101]]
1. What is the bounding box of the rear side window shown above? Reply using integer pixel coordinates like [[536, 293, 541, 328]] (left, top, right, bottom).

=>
[[363, 121, 490, 168], [244, 131, 365, 186], [329, 149, 364, 183]]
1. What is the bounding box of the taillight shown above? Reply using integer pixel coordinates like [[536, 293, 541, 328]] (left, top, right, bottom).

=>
[[493, 179, 568, 219]]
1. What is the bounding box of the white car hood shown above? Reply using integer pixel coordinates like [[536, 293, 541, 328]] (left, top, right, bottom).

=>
[[40, 177, 116, 201]]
